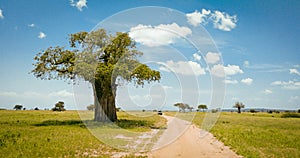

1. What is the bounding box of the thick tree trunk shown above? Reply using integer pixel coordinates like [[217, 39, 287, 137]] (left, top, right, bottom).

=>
[[92, 82, 117, 122], [237, 107, 241, 113]]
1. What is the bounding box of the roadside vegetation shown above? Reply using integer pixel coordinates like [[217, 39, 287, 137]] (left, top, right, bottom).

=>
[[0, 110, 165, 157], [187, 112, 300, 158]]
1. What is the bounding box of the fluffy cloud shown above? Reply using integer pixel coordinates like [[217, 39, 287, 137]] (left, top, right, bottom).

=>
[[241, 78, 253, 85], [210, 64, 225, 77], [211, 11, 237, 31], [224, 65, 244, 75], [70, 0, 87, 11], [193, 53, 201, 61], [0, 9, 3, 19], [38, 32, 46, 39], [186, 9, 211, 26], [28, 23, 35, 27], [158, 60, 206, 76], [211, 64, 243, 77], [224, 79, 238, 84], [49, 90, 73, 97], [263, 89, 273, 94], [243, 61, 250, 67], [271, 80, 300, 90], [289, 69, 300, 76], [205, 52, 220, 64], [129, 23, 192, 47]]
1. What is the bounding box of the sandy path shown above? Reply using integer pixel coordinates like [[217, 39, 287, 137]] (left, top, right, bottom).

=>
[[147, 115, 242, 158]]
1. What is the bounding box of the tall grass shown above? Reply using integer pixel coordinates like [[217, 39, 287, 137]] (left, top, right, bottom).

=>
[[192, 112, 300, 158], [0, 110, 165, 157]]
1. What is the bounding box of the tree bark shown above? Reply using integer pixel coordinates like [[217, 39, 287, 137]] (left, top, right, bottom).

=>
[[92, 81, 117, 122], [237, 107, 241, 113]]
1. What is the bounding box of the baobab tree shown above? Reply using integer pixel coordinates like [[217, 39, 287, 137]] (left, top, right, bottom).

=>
[[32, 29, 160, 122], [233, 102, 245, 113]]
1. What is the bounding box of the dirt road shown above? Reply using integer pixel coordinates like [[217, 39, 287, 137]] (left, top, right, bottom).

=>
[[147, 115, 242, 158]]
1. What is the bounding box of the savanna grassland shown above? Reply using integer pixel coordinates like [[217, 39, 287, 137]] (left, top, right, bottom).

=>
[[0, 110, 165, 158], [188, 112, 300, 158]]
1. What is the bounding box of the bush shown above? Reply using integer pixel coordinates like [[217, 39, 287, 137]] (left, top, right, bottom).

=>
[[298, 109, 300, 113], [281, 113, 300, 118], [250, 109, 257, 113]]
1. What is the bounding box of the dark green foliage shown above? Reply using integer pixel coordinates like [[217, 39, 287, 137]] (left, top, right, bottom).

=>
[[250, 109, 257, 113], [198, 104, 208, 112], [281, 113, 300, 118], [13, 105, 23, 110], [52, 101, 66, 111], [298, 109, 300, 113], [35, 120, 83, 126]]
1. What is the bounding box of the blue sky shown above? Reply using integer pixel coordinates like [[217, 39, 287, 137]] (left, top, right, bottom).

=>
[[0, 0, 299, 110]]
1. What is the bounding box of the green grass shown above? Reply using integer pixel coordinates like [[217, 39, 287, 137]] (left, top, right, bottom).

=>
[[0, 110, 166, 157], [190, 112, 300, 158]]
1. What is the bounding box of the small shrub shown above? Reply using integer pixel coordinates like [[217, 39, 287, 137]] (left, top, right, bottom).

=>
[[250, 109, 257, 113], [281, 113, 300, 118]]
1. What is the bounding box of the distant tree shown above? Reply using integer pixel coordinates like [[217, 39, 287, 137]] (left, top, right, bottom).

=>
[[198, 104, 208, 112], [250, 109, 257, 113], [298, 109, 300, 113], [23, 108, 26, 110], [14, 105, 23, 110], [87, 104, 95, 111], [34, 107, 39, 110], [142, 109, 146, 112], [52, 101, 66, 111], [233, 102, 245, 113], [174, 103, 191, 112], [174, 103, 184, 112]]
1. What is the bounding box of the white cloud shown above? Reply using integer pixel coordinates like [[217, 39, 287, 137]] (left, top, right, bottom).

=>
[[211, 64, 243, 77], [49, 90, 73, 97], [129, 23, 192, 47], [241, 78, 253, 85], [70, 0, 87, 11], [243, 61, 250, 67], [211, 11, 237, 31], [289, 69, 300, 76], [224, 79, 238, 84], [0, 9, 3, 19], [210, 64, 225, 77], [0, 91, 17, 97], [38, 32, 46, 39], [205, 52, 220, 64], [193, 53, 201, 61], [28, 23, 35, 27], [225, 65, 244, 75], [271, 80, 300, 90], [263, 89, 273, 94], [158, 60, 206, 76], [186, 9, 211, 26]]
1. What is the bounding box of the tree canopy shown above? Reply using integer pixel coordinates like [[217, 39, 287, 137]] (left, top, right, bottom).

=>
[[198, 104, 208, 112], [174, 103, 192, 112], [32, 29, 160, 122], [233, 102, 245, 113], [52, 101, 66, 111], [13, 105, 23, 110]]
